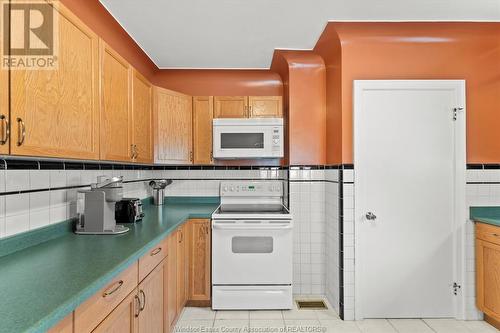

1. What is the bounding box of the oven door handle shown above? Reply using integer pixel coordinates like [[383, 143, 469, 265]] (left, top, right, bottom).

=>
[[212, 224, 292, 230]]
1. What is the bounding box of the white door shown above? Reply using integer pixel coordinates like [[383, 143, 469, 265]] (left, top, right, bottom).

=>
[[354, 80, 466, 319]]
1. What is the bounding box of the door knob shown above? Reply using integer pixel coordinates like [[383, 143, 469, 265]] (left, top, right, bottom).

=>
[[365, 212, 377, 220]]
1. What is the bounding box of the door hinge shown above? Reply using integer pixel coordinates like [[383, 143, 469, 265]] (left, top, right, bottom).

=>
[[453, 107, 464, 121], [452, 282, 461, 295]]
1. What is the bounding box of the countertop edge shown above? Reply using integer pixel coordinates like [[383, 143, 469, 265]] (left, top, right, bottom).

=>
[[31, 210, 213, 333]]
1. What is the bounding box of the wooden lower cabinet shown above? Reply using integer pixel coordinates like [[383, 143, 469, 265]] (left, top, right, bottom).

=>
[[93, 290, 139, 333], [188, 219, 211, 304], [476, 222, 500, 330], [138, 264, 164, 333], [47, 313, 73, 333], [50, 220, 211, 333], [165, 233, 178, 331], [176, 225, 188, 313]]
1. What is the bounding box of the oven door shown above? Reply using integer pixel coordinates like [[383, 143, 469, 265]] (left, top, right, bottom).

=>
[[213, 125, 274, 159], [212, 220, 292, 285]]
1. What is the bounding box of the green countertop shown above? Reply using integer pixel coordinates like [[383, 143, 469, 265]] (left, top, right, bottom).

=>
[[470, 206, 500, 228], [0, 197, 219, 333]]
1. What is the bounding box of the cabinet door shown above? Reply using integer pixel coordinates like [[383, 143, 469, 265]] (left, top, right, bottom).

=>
[[138, 263, 164, 333], [100, 41, 132, 162], [477, 239, 500, 319], [176, 226, 188, 313], [132, 70, 153, 163], [10, 4, 99, 159], [248, 96, 283, 118], [154, 88, 192, 164], [93, 290, 139, 333], [188, 219, 211, 302], [165, 233, 178, 329], [0, 22, 8, 155], [193, 96, 213, 164], [214, 96, 248, 118]]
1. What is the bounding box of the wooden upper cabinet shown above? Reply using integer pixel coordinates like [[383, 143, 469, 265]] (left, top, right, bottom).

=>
[[193, 96, 214, 164], [100, 42, 132, 162], [214, 96, 248, 118], [132, 70, 153, 163], [249, 96, 283, 118], [10, 4, 99, 159], [188, 219, 211, 302], [154, 87, 193, 164]]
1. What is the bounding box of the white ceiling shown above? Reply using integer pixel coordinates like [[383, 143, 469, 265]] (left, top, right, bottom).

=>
[[99, 0, 500, 69]]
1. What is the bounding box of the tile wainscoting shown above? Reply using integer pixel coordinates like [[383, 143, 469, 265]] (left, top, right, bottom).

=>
[[0, 158, 285, 238], [0, 157, 495, 322]]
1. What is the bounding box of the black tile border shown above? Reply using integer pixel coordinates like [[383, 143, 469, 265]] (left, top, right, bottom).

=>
[[338, 167, 345, 320], [467, 163, 500, 169]]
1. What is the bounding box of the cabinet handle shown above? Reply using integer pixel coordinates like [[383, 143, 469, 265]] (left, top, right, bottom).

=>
[[493, 233, 500, 237], [134, 294, 141, 317], [210, 151, 213, 162], [102, 280, 124, 297], [131, 144, 137, 159], [139, 289, 146, 311], [190, 151, 193, 162], [249, 105, 252, 117], [0, 115, 8, 145], [16, 117, 25, 146], [179, 230, 183, 243], [150, 247, 162, 256], [134, 144, 139, 159]]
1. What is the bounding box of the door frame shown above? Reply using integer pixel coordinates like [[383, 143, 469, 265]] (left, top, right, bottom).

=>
[[353, 80, 466, 320]]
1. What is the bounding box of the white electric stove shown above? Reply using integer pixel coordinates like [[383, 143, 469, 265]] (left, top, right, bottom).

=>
[[211, 180, 293, 310]]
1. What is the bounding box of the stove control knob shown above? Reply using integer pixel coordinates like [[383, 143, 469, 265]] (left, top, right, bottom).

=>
[[223, 186, 228, 192], [230, 186, 234, 191]]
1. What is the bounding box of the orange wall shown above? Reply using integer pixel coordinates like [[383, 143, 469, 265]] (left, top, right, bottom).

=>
[[60, 0, 158, 80], [314, 27, 343, 165], [315, 22, 500, 164], [271, 51, 326, 165], [153, 70, 283, 96]]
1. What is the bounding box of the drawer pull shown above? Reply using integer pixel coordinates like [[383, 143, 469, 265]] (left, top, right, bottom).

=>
[[102, 280, 124, 297], [150, 247, 162, 256], [134, 294, 141, 317], [494, 233, 500, 237]]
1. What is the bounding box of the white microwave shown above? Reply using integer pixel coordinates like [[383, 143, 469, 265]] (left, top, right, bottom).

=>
[[213, 118, 284, 159]]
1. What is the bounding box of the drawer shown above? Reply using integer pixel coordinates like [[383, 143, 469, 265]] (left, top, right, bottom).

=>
[[476, 222, 500, 246], [139, 238, 167, 282], [75, 262, 138, 333]]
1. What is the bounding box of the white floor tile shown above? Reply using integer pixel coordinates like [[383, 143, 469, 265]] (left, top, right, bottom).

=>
[[423, 319, 469, 333], [215, 310, 250, 320], [180, 307, 216, 320], [175, 320, 214, 331], [285, 319, 321, 327], [315, 308, 340, 320], [320, 320, 361, 333], [213, 320, 249, 328], [282, 309, 318, 320], [249, 310, 283, 320], [388, 319, 434, 333], [356, 319, 397, 333], [250, 319, 285, 328], [462, 320, 499, 332]]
